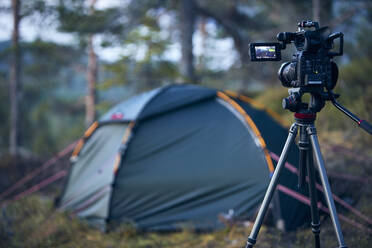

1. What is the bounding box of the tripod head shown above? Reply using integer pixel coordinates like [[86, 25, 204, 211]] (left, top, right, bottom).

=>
[[281, 86, 337, 114], [281, 86, 372, 135]]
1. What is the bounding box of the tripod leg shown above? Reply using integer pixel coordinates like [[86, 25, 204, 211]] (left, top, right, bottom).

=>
[[307, 126, 347, 248], [245, 124, 298, 248], [306, 146, 321, 248], [298, 126, 308, 188]]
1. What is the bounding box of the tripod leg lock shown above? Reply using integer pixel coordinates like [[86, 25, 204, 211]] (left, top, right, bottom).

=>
[[289, 123, 298, 134], [311, 222, 321, 234], [307, 126, 317, 135], [245, 238, 256, 248]]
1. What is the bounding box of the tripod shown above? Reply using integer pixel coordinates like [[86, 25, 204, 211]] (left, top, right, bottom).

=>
[[243, 88, 372, 248], [246, 112, 347, 248], [245, 19, 372, 248]]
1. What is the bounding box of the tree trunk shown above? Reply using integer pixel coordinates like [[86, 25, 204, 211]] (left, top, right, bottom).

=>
[[179, 0, 197, 83], [313, 0, 333, 26], [313, 0, 320, 23], [195, 5, 249, 68], [198, 17, 207, 70], [85, 0, 98, 127], [85, 35, 98, 127], [9, 0, 21, 156]]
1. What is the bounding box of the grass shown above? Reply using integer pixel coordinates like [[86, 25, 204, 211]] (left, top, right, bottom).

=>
[[1, 192, 371, 248]]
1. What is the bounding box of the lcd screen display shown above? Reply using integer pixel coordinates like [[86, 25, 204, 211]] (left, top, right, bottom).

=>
[[255, 46, 277, 59]]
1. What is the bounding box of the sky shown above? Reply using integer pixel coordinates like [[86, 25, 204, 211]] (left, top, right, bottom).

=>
[[0, 0, 126, 61], [0, 0, 236, 70]]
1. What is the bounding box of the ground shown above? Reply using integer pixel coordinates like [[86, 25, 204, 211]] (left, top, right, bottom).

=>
[[1, 145, 372, 248]]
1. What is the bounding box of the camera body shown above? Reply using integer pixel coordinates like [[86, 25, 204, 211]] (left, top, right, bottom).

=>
[[279, 50, 334, 89], [250, 20, 343, 112], [250, 20, 343, 89]]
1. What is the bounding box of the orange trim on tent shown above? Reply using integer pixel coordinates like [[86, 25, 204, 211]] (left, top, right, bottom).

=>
[[71, 139, 85, 158], [71, 121, 99, 160], [217, 91, 275, 173], [224, 90, 239, 98], [84, 121, 99, 137], [113, 121, 135, 174], [225, 91, 288, 127]]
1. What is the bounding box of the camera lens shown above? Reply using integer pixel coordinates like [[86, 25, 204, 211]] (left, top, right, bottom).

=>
[[278, 61, 296, 87]]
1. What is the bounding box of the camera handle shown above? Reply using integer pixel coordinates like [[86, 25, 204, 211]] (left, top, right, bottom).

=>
[[328, 90, 372, 135], [327, 32, 343, 57]]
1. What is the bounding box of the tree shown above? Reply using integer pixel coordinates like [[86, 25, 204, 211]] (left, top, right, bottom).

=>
[[313, 0, 333, 26], [102, 12, 179, 93], [9, 0, 21, 156], [85, 0, 98, 127], [122, 0, 196, 85], [195, 1, 274, 67], [178, 0, 197, 83], [6, 0, 50, 156], [0, 37, 88, 156], [21, 40, 86, 155], [57, 0, 128, 127]]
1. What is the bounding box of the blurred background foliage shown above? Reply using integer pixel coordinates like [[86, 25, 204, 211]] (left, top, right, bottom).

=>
[[0, 0, 371, 159], [1, 1, 372, 247]]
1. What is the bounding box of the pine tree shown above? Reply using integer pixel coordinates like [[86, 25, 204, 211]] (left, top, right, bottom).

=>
[[9, 0, 21, 156]]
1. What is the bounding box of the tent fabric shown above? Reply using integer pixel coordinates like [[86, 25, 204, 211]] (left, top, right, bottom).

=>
[[60, 124, 128, 224], [109, 99, 270, 230], [59, 84, 314, 232], [138, 84, 216, 121], [217, 92, 274, 173], [100, 87, 162, 122], [231, 95, 311, 230]]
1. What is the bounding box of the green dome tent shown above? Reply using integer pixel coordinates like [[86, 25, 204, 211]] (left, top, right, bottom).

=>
[[58, 84, 312, 231]]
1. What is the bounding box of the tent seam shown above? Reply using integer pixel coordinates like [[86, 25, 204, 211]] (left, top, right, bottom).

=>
[[106, 121, 136, 227], [135, 85, 173, 121]]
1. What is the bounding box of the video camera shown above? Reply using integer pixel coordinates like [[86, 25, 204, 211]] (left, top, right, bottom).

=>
[[245, 19, 372, 248], [250, 21, 344, 113]]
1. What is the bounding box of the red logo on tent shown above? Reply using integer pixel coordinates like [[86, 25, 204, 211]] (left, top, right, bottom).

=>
[[111, 112, 124, 120]]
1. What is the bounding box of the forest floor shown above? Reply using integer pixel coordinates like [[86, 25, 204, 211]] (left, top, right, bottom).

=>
[[0, 192, 371, 248], [0, 139, 371, 248]]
